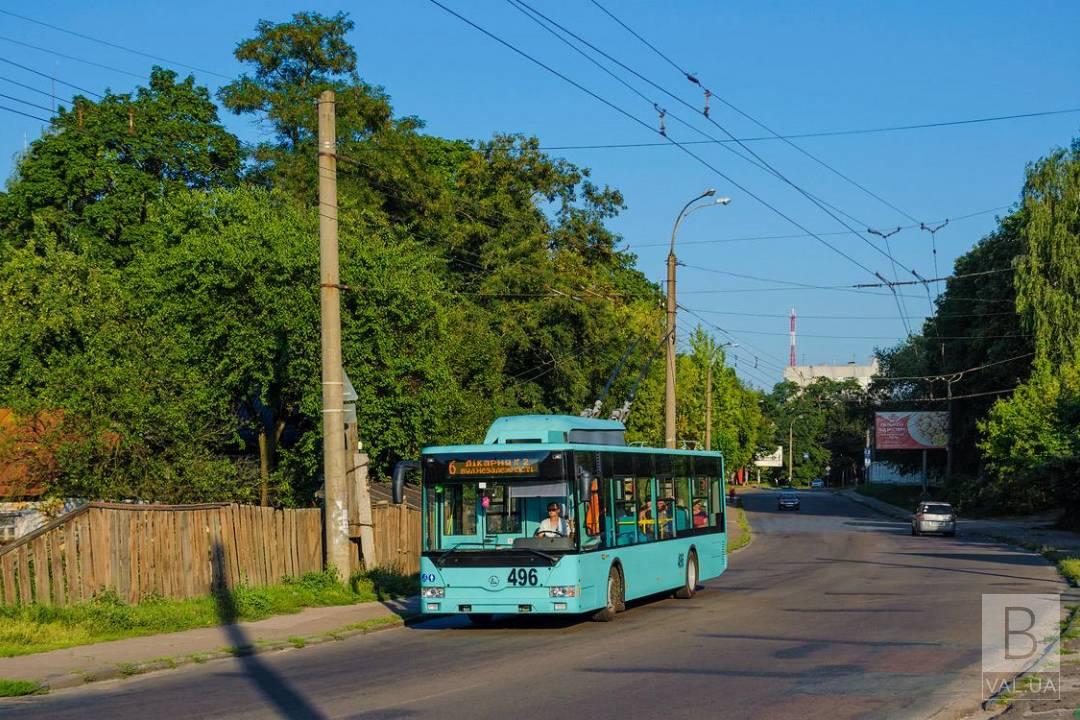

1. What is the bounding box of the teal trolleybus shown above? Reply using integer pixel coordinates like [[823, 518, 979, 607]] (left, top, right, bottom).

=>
[[392, 414, 727, 622]]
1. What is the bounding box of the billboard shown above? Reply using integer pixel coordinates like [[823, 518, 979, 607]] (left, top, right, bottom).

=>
[[753, 446, 784, 468], [875, 412, 949, 450]]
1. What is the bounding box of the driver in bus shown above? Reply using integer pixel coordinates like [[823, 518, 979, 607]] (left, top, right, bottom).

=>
[[536, 502, 571, 538]]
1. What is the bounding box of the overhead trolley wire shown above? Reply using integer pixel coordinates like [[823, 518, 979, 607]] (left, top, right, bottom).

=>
[[516, 0, 923, 332], [427, 0, 890, 285], [507, 0, 865, 229]]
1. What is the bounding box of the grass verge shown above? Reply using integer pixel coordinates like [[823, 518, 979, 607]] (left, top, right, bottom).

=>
[[0, 678, 44, 697], [0, 567, 417, 658], [728, 506, 752, 553]]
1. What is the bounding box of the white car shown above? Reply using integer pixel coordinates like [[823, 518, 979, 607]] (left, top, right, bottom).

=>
[[912, 502, 957, 537]]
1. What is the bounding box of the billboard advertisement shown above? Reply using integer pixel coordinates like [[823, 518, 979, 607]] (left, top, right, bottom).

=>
[[754, 446, 784, 468], [875, 412, 949, 450]]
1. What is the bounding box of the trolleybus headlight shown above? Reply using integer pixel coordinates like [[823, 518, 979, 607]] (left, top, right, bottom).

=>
[[549, 586, 577, 598], [421, 587, 445, 598]]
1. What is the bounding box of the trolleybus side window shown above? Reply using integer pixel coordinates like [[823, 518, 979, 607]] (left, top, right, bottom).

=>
[[674, 476, 692, 533], [636, 476, 656, 542], [657, 477, 675, 539], [614, 477, 637, 546], [692, 476, 712, 528]]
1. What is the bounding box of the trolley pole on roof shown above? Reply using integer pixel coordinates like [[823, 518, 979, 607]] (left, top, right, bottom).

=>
[[318, 90, 351, 580]]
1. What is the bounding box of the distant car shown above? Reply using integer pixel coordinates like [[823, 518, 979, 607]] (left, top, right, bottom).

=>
[[912, 502, 957, 537], [810, 478, 825, 489], [777, 493, 800, 511]]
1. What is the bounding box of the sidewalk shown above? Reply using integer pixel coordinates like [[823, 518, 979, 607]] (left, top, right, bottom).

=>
[[0, 597, 418, 692]]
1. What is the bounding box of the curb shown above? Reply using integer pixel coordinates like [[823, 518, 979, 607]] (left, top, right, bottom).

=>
[[23, 613, 418, 696]]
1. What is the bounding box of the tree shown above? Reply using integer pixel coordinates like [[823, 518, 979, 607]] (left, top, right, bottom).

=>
[[218, 11, 393, 199], [0, 68, 240, 265]]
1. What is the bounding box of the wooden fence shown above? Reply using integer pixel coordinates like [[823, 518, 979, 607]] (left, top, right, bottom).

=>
[[0, 503, 323, 607], [360, 502, 421, 575]]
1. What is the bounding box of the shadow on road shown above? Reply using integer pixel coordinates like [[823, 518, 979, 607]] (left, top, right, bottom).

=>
[[885, 550, 1049, 567], [699, 632, 941, 649], [211, 542, 326, 720]]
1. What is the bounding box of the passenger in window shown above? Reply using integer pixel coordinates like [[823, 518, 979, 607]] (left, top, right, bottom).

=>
[[536, 502, 571, 537], [693, 500, 708, 528], [657, 499, 672, 538]]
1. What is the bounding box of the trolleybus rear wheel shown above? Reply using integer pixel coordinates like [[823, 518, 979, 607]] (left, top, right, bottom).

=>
[[675, 551, 698, 599]]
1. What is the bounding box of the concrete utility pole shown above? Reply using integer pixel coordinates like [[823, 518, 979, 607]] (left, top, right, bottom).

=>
[[666, 189, 728, 448], [318, 90, 350, 580], [665, 249, 678, 449]]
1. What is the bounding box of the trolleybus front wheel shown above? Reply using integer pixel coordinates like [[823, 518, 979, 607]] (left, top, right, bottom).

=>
[[592, 566, 623, 622]]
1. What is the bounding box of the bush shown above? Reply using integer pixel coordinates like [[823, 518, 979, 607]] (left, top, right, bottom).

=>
[[350, 567, 418, 600]]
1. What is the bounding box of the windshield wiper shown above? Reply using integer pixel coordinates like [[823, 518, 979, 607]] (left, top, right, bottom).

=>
[[514, 547, 557, 563], [434, 542, 489, 567]]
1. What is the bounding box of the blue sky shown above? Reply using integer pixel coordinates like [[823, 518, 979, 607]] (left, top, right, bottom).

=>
[[2, 1, 1078, 388]]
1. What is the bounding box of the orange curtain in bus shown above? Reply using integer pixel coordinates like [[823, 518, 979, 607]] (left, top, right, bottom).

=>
[[586, 478, 601, 535]]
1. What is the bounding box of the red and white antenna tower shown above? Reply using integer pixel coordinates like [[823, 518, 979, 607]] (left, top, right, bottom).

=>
[[789, 307, 797, 367]]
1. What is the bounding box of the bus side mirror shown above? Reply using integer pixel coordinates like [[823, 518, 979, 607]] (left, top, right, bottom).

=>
[[577, 469, 592, 502], [392, 460, 419, 504]]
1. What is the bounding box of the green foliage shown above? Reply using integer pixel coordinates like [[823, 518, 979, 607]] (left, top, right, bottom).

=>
[[0, 68, 240, 265], [0, 11, 762, 506], [1017, 141, 1080, 367], [760, 377, 868, 485], [351, 567, 420, 600]]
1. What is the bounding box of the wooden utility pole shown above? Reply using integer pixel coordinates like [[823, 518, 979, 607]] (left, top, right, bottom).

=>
[[704, 362, 713, 451], [318, 90, 350, 580]]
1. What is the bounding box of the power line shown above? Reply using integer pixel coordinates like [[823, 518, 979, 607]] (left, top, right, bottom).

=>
[[877, 386, 1017, 403], [0, 35, 145, 80], [591, 0, 921, 226], [700, 327, 1030, 341], [427, 0, 888, 283], [875, 352, 1034, 382], [628, 204, 1011, 249], [509, 0, 865, 230], [513, 1, 927, 338], [0, 91, 52, 114], [0, 56, 102, 98], [538, 107, 1080, 150], [681, 307, 1018, 321], [0, 9, 232, 80], [0, 74, 71, 105], [0, 103, 47, 122]]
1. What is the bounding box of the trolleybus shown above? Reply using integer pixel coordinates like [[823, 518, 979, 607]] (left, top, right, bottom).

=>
[[392, 414, 727, 622]]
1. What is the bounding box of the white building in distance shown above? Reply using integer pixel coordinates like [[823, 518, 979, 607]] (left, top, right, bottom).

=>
[[783, 359, 880, 389]]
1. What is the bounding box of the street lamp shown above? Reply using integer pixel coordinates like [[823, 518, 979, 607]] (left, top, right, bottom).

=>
[[666, 190, 731, 449]]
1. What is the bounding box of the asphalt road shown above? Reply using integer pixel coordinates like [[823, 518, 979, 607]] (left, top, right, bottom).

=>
[[1, 490, 1068, 720]]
